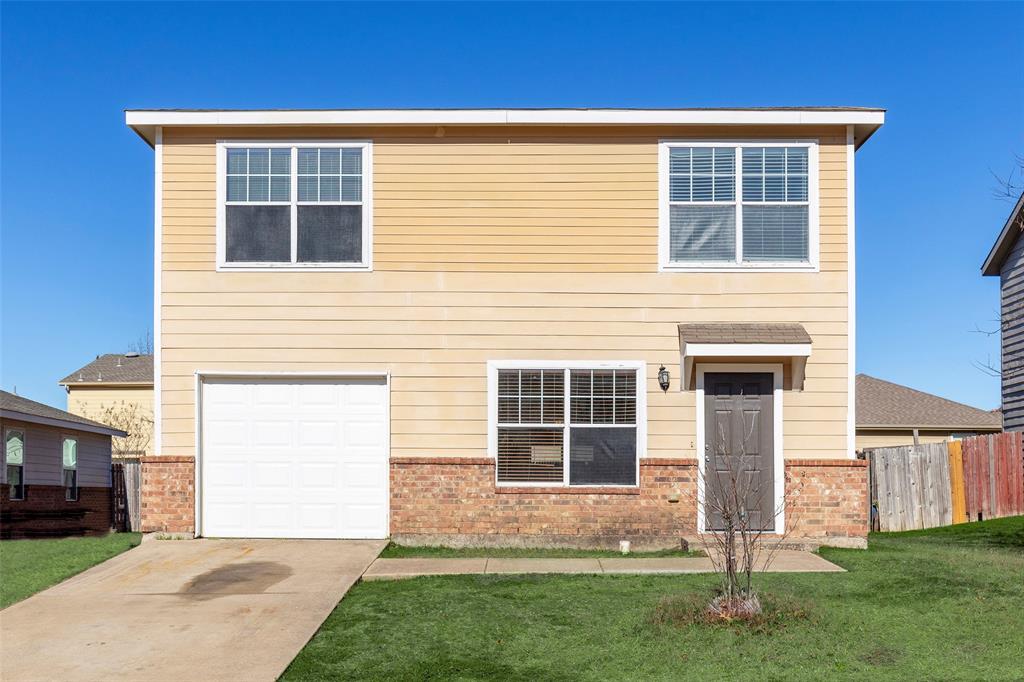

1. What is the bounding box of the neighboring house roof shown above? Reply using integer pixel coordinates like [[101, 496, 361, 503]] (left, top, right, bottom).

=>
[[59, 354, 154, 387], [856, 374, 1002, 431], [125, 107, 885, 149], [0, 390, 127, 437], [981, 191, 1024, 276], [678, 322, 811, 345]]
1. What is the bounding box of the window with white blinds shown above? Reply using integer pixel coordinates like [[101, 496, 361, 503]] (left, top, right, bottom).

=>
[[660, 141, 817, 269], [492, 363, 644, 486], [219, 141, 371, 269]]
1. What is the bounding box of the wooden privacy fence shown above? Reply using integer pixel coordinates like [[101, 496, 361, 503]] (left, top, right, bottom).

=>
[[111, 458, 142, 532], [868, 432, 1024, 532]]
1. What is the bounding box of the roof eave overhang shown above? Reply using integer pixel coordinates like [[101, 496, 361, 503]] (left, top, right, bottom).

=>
[[856, 424, 1003, 432], [981, 192, 1024, 276], [0, 409, 128, 437], [59, 381, 154, 388], [124, 108, 885, 148], [680, 342, 813, 391]]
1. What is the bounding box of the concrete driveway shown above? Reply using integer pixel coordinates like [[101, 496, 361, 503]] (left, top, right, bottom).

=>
[[0, 538, 385, 682]]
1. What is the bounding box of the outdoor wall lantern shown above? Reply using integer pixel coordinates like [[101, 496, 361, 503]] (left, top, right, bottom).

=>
[[658, 365, 671, 392]]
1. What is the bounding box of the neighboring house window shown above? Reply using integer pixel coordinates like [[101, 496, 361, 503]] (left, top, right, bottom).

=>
[[219, 142, 371, 269], [492, 363, 643, 486], [659, 141, 818, 270], [62, 437, 78, 501], [5, 429, 25, 500]]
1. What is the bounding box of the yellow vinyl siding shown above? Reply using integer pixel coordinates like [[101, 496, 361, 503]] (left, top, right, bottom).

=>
[[159, 124, 850, 460], [66, 385, 155, 456], [855, 429, 1000, 451]]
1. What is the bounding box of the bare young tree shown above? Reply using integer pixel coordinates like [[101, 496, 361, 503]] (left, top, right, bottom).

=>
[[96, 401, 153, 459], [991, 153, 1024, 203], [128, 331, 153, 355], [684, 418, 801, 618], [973, 155, 1024, 378]]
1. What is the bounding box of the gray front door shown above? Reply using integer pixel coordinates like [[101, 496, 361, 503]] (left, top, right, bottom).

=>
[[704, 372, 775, 532]]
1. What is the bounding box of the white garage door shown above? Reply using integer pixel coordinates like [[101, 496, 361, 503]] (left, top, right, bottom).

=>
[[200, 377, 389, 539]]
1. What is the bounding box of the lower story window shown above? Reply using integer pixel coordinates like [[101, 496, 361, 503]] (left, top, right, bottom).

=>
[[5, 429, 24, 500], [493, 365, 642, 486], [62, 437, 78, 501]]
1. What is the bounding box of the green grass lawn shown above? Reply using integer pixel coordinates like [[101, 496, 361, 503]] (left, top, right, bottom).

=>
[[284, 517, 1024, 681], [0, 533, 141, 608], [379, 542, 703, 559]]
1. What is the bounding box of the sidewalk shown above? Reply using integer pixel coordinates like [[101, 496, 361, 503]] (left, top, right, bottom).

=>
[[362, 550, 843, 581]]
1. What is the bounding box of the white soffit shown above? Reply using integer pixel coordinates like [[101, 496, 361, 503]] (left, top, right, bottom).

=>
[[680, 342, 813, 391], [125, 108, 885, 147]]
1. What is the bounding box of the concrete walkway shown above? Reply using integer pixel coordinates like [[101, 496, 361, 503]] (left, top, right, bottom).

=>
[[0, 538, 385, 682], [363, 549, 843, 580]]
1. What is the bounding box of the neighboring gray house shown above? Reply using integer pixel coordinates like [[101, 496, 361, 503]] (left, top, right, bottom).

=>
[[982, 191, 1024, 431], [1, 390, 125, 538]]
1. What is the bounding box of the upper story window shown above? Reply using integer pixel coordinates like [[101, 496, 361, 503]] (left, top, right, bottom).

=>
[[218, 141, 372, 270], [5, 429, 25, 501], [659, 141, 818, 271]]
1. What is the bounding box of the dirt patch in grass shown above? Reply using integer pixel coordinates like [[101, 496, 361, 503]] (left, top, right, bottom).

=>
[[650, 591, 816, 634], [858, 644, 903, 667]]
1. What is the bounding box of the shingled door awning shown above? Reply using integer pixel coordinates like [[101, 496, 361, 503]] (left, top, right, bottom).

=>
[[678, 323, 813, 390]]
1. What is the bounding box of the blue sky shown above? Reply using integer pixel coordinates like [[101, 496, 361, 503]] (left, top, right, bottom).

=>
[[2, 1, 1021, 411]]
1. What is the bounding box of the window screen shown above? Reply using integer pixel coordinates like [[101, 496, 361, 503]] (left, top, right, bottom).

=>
[[664, 143, 813, 266], [569, 370, 637, 485], [223, 144, 367, 266], [226, 206, 291, 262], [495, 367, 639, 486]]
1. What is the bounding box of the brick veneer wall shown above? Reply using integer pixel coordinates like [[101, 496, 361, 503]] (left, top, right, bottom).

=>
[[391, 457, 868, 549], [140, 457, 194, 533], [0, 485, 112, 539], [785, 459, 869, 546]]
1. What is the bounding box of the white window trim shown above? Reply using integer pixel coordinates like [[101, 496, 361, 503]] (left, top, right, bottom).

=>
[[4, 427, 25, 500], [61, 434, 79, 501], [658, 139, 820, 272], [486, 360, 648, 488], [215, 140, 373, 272], [695, 363, 785, 535]]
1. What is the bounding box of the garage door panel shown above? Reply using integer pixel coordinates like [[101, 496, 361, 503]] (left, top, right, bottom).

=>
[[252, 503, 292, 528], [343, 461, 387, 489], [206, 420, 248, 447], [343, 503, 387, 537], [299, 463, 340, 488], [207, 461, 248, 488], [253, 383, 293, 407], [201, 378, 388, 539], [345, 421, 386, 447], [252, 421, 293, 447], [252, 462, 291, 489], [297, 420, 340, 447], [298, 383, 341, 407]]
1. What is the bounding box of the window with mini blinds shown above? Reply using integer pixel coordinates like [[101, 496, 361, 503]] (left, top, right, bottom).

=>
[[661, 142, 817, 268], [495, 368, 640, 486], [220, 142, 370, 268]]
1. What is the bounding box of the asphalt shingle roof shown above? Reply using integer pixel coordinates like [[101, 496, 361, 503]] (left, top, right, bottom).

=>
[[59, 354, 154, 385], [678, 323, 812, 345], [0, 390, 125, 435], [856, 374, 1002, 430]]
